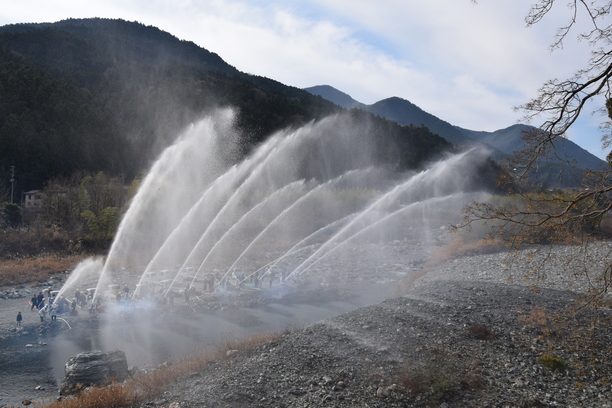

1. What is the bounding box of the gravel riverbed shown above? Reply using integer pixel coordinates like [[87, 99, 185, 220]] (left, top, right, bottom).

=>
[[131, 242, 612, 408], [3, 240, 612, 407]]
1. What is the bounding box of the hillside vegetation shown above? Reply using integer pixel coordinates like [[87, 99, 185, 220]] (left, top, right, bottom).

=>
[[0, 18, 453, 193], [0, 18, 458, 258]]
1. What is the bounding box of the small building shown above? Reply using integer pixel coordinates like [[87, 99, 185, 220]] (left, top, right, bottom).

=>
[[23, 190, 44, 209]]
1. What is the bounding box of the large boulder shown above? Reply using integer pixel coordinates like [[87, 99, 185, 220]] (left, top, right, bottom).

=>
[[60, 350, 129, 395]]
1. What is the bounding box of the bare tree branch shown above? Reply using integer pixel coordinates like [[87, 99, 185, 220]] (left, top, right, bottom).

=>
[[461, 0, 612, 324]]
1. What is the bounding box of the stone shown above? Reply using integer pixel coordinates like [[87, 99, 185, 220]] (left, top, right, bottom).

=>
[[60, 350, 129, 396], [106, 349, 130, 381]]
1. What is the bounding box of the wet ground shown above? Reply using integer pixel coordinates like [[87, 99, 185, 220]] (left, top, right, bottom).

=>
[[0, 238, 437, 407]]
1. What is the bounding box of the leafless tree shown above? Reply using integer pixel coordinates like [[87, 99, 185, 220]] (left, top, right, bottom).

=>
[[520, 1, 612, 164], [463, 1, 612, 302]]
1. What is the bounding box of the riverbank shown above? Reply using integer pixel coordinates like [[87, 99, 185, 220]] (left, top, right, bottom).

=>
[[4, 241, 612, 407], [124, 242, 612, 407], [0, 238, 429, 407], [121, 280, 612, 407]]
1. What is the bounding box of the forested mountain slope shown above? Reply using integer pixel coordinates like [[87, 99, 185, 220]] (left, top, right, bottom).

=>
[[0, 18, 453, 194]]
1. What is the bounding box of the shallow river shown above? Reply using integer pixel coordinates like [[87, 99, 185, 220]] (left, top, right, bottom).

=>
[[0, 265, 411, 407]]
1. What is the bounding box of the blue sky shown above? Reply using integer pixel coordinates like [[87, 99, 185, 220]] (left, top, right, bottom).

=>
[[1, 0, 608, 160]]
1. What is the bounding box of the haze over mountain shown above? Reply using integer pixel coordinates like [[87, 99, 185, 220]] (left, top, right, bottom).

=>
[[305, 85, 607, 185], [0, 18, 455, 193], [1, 17, 601, 196], [306, 85, 471, 148]]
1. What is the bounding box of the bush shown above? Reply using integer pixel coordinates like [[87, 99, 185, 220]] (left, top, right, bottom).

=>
[[518, 308, 548, 328], [396, 353, 484, 403], [468, 324, 497, 340], [1, 202, 22, 228], [538, 354, 567, 371], [399, 363, 460, 402]]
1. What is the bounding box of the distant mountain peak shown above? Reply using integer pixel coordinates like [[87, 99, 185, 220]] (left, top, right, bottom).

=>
[[303, 85, 364, 109], [380, 96, 408, 103], [305, 85, 607, 181]]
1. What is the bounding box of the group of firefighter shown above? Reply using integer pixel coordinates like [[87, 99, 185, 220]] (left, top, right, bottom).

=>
[[201, 267, 292, 293], [27, 266, 297, 318], [135, 267, 295, 306], [29, 289, 80, 322]]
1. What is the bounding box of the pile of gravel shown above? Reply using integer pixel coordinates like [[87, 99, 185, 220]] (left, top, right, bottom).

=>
[[130, 243, 612, 408]]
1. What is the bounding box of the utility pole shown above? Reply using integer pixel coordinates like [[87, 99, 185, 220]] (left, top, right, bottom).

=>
[[10, 165, 15, 203]]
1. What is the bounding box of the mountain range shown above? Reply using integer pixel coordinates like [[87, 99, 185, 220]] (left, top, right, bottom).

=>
[[305, 85, 606, 184], [0, 18, 604, 194]]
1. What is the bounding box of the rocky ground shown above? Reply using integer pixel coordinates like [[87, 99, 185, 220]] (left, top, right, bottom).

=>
[[3, 240, 612, 407], [130, 242, 612, 408]]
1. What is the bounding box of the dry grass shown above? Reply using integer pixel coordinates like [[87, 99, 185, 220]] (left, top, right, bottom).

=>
[[41, 382, 135, 408], [393, 236, 505, 296], [218, 331, 281, 354], [428, 236, 505, 265], [517, 308, 549, 328], [36, 332, 282, 408], [391, 265, 433, 296], [0, 228, 90, 258], [0, 255, 86, 286], [37, 350, 211, 408]]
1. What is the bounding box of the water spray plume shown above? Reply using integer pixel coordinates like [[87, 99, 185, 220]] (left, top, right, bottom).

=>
[[58, 110, 492, 370], [224, 168, 379, 285], [187, 179, 307, 291]]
